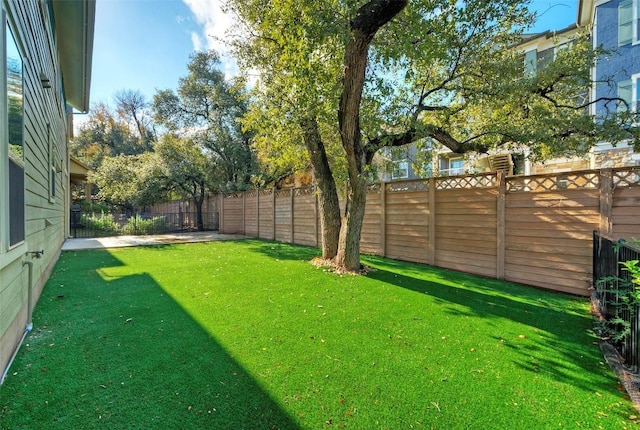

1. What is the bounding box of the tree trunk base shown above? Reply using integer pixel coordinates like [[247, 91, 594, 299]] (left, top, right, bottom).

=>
[[309, 257, 375, 275]]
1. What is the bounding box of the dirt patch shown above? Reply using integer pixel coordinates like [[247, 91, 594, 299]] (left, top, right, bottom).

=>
[[309, 257, 376, 275]]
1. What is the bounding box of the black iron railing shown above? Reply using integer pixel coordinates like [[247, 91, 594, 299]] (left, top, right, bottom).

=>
[[592, 230, 640, 373], [70, 211, 219, 238]]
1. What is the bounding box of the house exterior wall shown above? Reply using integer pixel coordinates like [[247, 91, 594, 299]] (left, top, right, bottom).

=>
[[593, 0, 640, 115], [0, 0, 78, 380]]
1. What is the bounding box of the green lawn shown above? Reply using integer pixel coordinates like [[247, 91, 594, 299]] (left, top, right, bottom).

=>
[[0, 240, 636, 429]]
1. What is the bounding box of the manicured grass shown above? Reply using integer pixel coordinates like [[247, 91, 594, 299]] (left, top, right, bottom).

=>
[[0, 240, 636, 429]]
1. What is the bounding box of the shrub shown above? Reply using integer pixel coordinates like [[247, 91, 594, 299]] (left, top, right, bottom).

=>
[[595, 259, 640, 342], [122, 215, 169, 235], [82, 212, 119, 236]]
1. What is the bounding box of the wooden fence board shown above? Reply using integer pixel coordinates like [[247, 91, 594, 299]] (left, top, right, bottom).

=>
[[385, 188, 429, 263], [258, 191, 274, 240], [293, 191, 317, 246], [612, 187, 640, 239], [275, 193, 292, 242], [244, 194, 258, 237], [222, 196, 243, 234], [433, 186, 498, 278]]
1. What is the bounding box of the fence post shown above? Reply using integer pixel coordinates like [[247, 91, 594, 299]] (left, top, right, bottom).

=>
[[496, 171, 506, 280], [242, 192, 246, 235], [428, 177, 436, 266], [380, 182, 386, 257], [219, 192, 224, 233], [256, 190, 260, 239], [599, 169, 613, 237], [272, 187, 276, 240], [290, 188, 295, 244]]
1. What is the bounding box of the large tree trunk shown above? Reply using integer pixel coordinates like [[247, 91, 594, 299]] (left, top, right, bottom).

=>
[[336, 173, 367, 270], [335, 0, 407, 271], [300, 117, 341, 259]]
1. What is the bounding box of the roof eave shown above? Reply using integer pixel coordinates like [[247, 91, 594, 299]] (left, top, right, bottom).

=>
[[577, 0, 595, 27], [51, 0, 96, 113]]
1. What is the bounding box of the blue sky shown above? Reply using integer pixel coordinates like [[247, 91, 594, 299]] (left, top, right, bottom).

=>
[[86, 0, 579, 109]]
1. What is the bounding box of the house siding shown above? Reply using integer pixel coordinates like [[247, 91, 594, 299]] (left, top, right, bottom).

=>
[[0, 0, 73, 379], [594, 0, 640, 114]]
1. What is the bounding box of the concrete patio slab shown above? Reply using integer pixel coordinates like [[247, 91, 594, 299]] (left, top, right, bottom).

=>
[[62, 231, 247, 251]]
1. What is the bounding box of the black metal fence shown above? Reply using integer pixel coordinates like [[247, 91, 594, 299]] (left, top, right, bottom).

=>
[[592, 230, 640, 373], [69, 211, 219, 239]]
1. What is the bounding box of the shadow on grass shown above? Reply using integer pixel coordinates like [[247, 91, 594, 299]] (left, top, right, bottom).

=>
[[245, 240, 321, 262], [0, 250, 299, 430], [241, 242, 622, 398], [363, 256, 627, 401]]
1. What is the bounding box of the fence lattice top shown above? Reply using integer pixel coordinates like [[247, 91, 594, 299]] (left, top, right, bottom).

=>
[[507, 171, 599, 192], [614, 168, 640, 188], [386, 180, 429, 193], [436, 174, 497, 190], [222, 167, 640, 198]]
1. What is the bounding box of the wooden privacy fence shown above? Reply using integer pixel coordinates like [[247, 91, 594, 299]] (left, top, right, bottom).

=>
[[219, 168, 640, 296]]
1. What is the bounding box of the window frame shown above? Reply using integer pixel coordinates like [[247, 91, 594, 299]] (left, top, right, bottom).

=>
[[439, 156, 465, 176], [523, 49, 537, 76], [619, 0, 640, 46], [0, 9, 27, 265], [391, 159, 409, 180], [616, 73, 640, 114]]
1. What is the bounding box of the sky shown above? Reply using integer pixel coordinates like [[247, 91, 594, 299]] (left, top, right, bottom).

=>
[[84, 0, 579, 112]]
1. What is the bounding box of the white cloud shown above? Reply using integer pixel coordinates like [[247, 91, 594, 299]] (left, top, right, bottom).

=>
[[191, 31, 203, 52], [182, 0, 233, 53], [182, 0, 246, 78]]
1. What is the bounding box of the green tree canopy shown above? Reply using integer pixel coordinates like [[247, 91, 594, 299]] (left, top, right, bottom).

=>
[[71, 98, 155, 170], [153, 50, 261, 191], [91, 134, 218, 230]]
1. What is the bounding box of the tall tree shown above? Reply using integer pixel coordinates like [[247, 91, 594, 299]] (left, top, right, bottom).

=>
[[90, 153, 161, 211], [153, 50, 260, 192], [153, 134, 215, 230], [71, 100, 154, 169], [114, 89, 156, 151], [227, 0, 634, 271]]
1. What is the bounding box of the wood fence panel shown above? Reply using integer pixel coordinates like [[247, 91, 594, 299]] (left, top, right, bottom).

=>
[[222, 195, 244, 234], [385, 181, 430, 264], [504, 186, 599, 295], [275, 190, 292, 242], [293, 188, 317, 246], [244, 191, 258, 237], [612, 173, 640, 239], [258, 189, 275, 240], [361, 186, 383, 255], [434, 187, 498, 277]]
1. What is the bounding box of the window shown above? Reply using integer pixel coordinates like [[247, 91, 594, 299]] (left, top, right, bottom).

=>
[[619, 0, 640, 46], [6, 20, 25, 247], [524, 50, 536, 76], [391, 160, 409, 179], [450, 158, 464, 175], [536, 48, 554, 70], [439, 157, 465, 176], [617, 74, 640, 114], [618, 79, 632, 112]]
